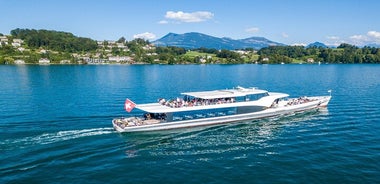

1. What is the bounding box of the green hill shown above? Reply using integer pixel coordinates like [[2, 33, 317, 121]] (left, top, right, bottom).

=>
[[10, 28, 97, 52]]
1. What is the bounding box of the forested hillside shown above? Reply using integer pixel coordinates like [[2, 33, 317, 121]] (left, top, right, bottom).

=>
[[10, 28, 97, 52], [258, 44, 380, 64]]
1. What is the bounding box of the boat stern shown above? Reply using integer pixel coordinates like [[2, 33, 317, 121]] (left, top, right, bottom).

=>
[[112, 118, 136, 132]]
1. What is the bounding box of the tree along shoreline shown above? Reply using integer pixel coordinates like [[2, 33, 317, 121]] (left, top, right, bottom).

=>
[[1, 29, 380, 65]]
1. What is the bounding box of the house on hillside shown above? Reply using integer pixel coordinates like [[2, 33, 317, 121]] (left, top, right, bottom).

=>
[[116, 43, 126, 48], [60, 60, 71, 64], [307, 58, 315, 63], [108, 56, 132, 63], [0, 36, 8, 45], [12, 42, 21, 47], [39, 58, 50, 65], [13, 39, 23, 43], [14, 59, 25, 64]]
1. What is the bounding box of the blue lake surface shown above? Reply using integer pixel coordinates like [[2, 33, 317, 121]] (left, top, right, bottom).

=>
[[1, 64, 379, 183]]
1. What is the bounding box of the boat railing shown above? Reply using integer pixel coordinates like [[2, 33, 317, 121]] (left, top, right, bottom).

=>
[[158, 97, 236, 108]]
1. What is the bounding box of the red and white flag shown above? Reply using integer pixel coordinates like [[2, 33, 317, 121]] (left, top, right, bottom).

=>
[[124, 98, 136, 112]]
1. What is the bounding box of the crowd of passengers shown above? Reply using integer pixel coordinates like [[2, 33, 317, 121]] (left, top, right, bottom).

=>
[[269, 96, 315, 108], [158, 97, 236, 108], [287, 96, 315, 106]]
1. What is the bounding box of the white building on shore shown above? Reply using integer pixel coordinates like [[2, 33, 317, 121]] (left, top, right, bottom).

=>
[[39, 58, 50, 65], [108, 56, 132, 63]]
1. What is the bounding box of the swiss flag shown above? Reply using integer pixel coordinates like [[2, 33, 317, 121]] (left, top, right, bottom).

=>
[[124, 98, 136, 112]]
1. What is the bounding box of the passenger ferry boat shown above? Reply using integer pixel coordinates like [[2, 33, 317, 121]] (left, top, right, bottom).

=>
[[112, 86, 331, 132]]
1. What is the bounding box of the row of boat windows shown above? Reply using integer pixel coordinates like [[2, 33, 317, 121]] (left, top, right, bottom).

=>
[[171, 108, 236, 121], [142, 108, 237, 122], [158, 93, 269, 108], [144, 113, 167, 120]]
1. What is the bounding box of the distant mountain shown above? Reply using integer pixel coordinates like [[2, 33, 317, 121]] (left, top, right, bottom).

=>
[[153, 32, 284, 50], [307, 42, 328, 48], [239, 37, 285, 49], [365, 43, 380, 48]]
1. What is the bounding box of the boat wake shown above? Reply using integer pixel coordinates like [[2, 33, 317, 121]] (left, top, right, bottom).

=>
[[1, 127, 114, 150]]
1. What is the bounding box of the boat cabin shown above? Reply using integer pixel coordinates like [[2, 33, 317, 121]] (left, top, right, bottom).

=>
[[143, 87, 277, 122]]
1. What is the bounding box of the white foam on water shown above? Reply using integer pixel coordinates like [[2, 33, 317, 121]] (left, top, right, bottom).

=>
[[2, 127, 114, 148], [19, 164, 39, 171]]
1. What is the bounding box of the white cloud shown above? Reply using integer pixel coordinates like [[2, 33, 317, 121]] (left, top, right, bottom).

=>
[[282, 32, 289, 38], [133, 32, 156, 40], [245, 27, 260, 34], [326, 36, 339, 40], [291, 43, 307, 46], [324, 31, 380, 46], [158, 20, 168, 24], [347, 31, 380, 45], [349, 34, 370, 46], [325, 40, 345, 47], [164, 11, 214, 23], [350, 34, 367, 40], [367, 31, 380, 39], [325, 36, 342, 46]]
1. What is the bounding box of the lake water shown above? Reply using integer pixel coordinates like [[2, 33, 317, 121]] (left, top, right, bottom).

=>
[[1, 64, 379, 183]]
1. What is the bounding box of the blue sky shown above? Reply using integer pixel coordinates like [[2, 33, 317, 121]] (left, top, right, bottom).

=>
[[2, 0, 380, 46]]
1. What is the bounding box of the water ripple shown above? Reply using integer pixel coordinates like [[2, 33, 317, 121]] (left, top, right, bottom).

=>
[[0, 127, 114, 150], [122, 110, 330, 160]]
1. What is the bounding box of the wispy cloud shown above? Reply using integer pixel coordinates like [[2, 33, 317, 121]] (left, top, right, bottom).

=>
[[133, 32, 156, 40], [245, 27, 260, 34], [158, 20, 168, 24], [325, 35, 344, 47], [325, 31, 380, 46], [282, 32, 289, 38], [348, 31, 380, 46], [159, 11, 214, 23], [367, 31, 380, 39], [291, 43, 307, 46], [349, 34, 369, 46], [326, 36, 339, 40]]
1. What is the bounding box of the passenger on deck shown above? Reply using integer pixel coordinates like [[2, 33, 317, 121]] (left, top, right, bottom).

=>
[[160, 96, 237, 108], [144, 113, 152, 120], [158, 98, 166, 105]]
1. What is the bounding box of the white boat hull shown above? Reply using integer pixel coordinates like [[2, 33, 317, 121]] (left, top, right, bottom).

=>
[[113, 96, 331, 133]]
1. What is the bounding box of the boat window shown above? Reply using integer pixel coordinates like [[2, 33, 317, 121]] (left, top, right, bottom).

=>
[[243, 93, 269, 101], [144, 113, 167, 120], [171, 107, 237, 121], [235, 96, 245, 102]]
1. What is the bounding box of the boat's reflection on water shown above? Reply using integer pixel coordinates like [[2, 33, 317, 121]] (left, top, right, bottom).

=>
[[119, 108, 329, 158]]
